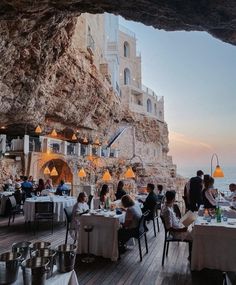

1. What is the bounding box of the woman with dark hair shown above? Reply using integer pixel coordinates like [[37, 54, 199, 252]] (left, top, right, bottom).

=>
[[118, 194, 142, 254], [70, 192, 89, 240], [36, 178, 45, 193], [100, 184, 109, 203], [115, 181, 127, 200], [202, 176, 217, 208]]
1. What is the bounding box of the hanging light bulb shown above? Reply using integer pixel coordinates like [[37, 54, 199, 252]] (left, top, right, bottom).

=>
[[83, 136, 88, 144], [124, 166, 135, 179], [43, 166, 51, 175], [51, 128, 57, 137], [35, 125, 42, 134], [102, 169, 112, 181], [72, 133, 77, 140], [50, 166, 58, 176], [78, 167, 86, 178], [213, 165, 224, 177]]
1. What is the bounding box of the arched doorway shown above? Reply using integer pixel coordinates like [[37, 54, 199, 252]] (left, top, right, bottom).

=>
[[40, 159, 73, 187]]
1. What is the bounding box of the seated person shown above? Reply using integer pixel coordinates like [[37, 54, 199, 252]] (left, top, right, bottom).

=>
[[14, 182, 23, 205], [21, 176, 33, 198], [157, 184, 164, 202], [161, 190, 192, 241], [202, 176, 217, 208], [139, 183, 158, 220], [36, 178, 45, 193], [55, 180, 69, 196], [100, 184, 109, 203], [115, 181, 127, 200], [45, 178, 53, 190], [221, 183, 236, 201], [118, 194, 142, 253], [70, 192, 89, 240]]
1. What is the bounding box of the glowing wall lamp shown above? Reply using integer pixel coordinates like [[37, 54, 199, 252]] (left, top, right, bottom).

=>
[[51, 129, 57, 137], [211, 153, 224, 178], [35, 125, 42, 134], [78, 167, 86, 178], [102, 169, 112, 182], [124, 166, 135, 179], [72, 133, 77, 140], [43, 166, 51, 175], [50, 166, 58, 176]]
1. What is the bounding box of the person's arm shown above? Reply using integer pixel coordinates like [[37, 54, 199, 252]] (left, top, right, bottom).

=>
[[205, 190, 217, 206], [123, 208, 132, 228]]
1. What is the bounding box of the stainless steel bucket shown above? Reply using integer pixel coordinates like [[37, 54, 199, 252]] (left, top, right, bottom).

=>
[[21, 257, 50, 285], [30, 242, 51, 256], [31, 249, 56, 279], [56, 244, 76, 273], [12, 241, 31, 261], [0, 252, 21, 285]]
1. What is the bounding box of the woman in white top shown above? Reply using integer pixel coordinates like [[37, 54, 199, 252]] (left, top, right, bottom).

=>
[[161, 190, 192, 241], [70, 192, 89, 239]]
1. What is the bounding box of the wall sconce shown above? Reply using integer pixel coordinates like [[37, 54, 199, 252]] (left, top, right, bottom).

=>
[[51, 129, 57, 137], [35, 125, 42, 134], [78, 167, 86, 178], [83, 136, 88, 144], [102, 169, 112, 181], [43, 166, 51, 175], [72, 133, 77, 140], [50, 166, 58, 176], [124, 166, 135, 179], [211, 153, 224, 178]]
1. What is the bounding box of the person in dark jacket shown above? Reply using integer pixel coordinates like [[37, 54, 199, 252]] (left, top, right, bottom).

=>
[[189, 170, 204, 211], [115, 181, 127, 200], [139, 183, 158, 220]]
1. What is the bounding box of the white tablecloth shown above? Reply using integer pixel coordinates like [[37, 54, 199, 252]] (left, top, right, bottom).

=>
[[191, 216, 236, 271], [14, 268, 79, 285], [23, 196, 76, 222], [77, 211, 125, 261]]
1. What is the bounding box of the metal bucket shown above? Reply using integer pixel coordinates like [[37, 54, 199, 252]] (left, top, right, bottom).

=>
[[30, 242, 51, 256], [56, 244, 76, 273], [21, 257, 50, 285], [0, 252, 21, 285], [12, 241, 31, 261], [31, 249, 56, 279]]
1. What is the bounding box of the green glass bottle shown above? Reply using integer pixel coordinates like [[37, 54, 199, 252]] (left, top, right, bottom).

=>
[[216, 204, 221, 223]]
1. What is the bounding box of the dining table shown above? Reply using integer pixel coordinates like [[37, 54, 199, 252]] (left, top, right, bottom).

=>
[[77, 210, 125, 261], [191, 214, 236, 272], [23, 196, 76, 222]]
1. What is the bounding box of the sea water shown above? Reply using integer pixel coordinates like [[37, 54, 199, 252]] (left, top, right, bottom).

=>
[[177, 165, 236, 193]]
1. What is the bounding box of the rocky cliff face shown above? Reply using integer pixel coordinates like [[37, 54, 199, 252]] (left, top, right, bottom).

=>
[[1, 1, 236, 45]]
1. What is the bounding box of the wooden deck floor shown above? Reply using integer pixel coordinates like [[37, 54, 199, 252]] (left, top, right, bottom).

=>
[[0, 215, 235, 285]]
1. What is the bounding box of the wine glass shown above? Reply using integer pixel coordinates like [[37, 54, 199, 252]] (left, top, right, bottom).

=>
[[100, 202, 105, 211], [62, 191, 65, 197], [36, 191, 40, 197]]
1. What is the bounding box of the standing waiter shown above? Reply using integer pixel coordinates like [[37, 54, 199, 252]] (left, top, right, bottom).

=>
[[189, 170, 204, 211]]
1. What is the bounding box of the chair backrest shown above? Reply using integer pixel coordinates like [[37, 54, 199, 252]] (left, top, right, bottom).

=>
[[64, 206, 73, 223], [8, 195, 17, 208], [35, 202, 54, 214], [87, 195, 94, 209], [138, 210, 150, 235], [173, 203, 181, 219], [160, 215, 170, 239]]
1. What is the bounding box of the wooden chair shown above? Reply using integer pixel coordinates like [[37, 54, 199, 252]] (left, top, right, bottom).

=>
[[64, 206, 76, 244], [160, 215, 191, 266], [150, 202, 160, 237], [7, 195, 24, 226], [34, 201, 54, 234], [87, 195, 94, 209]]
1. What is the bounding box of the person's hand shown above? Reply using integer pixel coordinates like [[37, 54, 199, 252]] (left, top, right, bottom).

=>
[[138, 199, 143, 203], [220, 192, 225, 197]]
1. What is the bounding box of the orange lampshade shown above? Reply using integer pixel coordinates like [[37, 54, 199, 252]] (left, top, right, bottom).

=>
[[50, 166, 58, 176], [83, 137, 88, 144], [124, 166, 135, 179], [78, 167, 86, 178], [94, 138, 100, 146], [35, 125, 42, 134], [72, 133, 77, 140], [43, 166, 51, 175], [102, 169, 112, 181], [51, 129, 57, 137], [213, 165, 224, 178]]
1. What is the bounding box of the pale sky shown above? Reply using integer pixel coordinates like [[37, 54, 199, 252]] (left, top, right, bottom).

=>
[[120, 17, 236, 171]]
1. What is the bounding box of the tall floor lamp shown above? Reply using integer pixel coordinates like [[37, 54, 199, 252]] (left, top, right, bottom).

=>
[[210, 153, 224, 178]]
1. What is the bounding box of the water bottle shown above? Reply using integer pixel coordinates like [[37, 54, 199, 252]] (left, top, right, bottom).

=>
[[216, 204, 221, 223]]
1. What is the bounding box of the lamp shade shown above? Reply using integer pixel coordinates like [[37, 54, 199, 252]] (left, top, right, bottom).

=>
[[102, 169, 112, 181], [72, 133, 77, 140], [213, 165, 224, 177], [50, 166, 58, 176], [43, 166, 51, 175], [51, 129, 57, 137], [35, 125, 42, 134], [94, 138, 100, 146], [78, 167, 86, 178], [83, 137, 88, 144], [124, 166, 135, 179]]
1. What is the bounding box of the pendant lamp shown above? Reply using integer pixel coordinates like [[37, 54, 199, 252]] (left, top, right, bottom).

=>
[[35, 125, 42, 134], [124, 166, 135, 179], [102, 169, 112, 181], [43, 166, 51, 175], [51, 129, 57, 137], [50, 166, 58, 176], [78, 167, 86, 178]]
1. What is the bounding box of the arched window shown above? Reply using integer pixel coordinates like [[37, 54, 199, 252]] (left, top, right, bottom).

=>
[[124, 42, 130, 57], [159, 111, 163, 119], [154, 103, 157, 115], [147, 99, 152, 113], [124, 68, 131, 85]]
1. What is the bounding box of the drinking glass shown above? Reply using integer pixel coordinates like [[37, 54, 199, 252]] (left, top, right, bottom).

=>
[[100, 202, 105, 211], [36, 191, 40, 197]]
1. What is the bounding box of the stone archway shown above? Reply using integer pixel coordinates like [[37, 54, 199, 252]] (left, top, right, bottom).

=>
[[40, 158, 73, 187]]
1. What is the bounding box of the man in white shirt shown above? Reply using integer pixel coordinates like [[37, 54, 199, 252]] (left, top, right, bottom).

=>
[[221, 183, 236, 201]]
